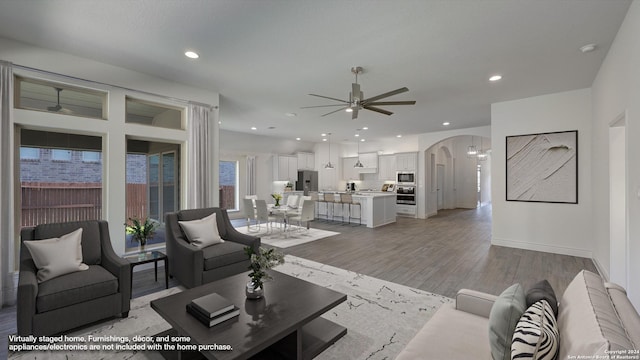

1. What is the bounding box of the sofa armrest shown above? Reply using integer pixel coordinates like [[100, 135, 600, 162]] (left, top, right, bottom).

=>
[[455, 289, 498, 318], [17, 259, 38, 336]]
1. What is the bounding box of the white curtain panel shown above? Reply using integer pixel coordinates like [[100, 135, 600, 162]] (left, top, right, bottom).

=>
[[0, 61, 15, 305], [246, 155, 256, 195], [187, 104, 214, 208]]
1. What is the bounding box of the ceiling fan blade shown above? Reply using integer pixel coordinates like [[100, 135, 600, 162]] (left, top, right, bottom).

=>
[[363, 105, 393, 116], [308, 94, 350, 103], [301, 104, 349, 109], [322, 106, 349, 117], [352, 106, 359, 120], [352, 83, 361, 102], [367, 100, 416, 106], [362, 87, 409, 104]]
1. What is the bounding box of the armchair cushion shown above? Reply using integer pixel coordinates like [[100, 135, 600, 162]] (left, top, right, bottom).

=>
[[24, 228, 89, 282], [34, 221, 102, 265], [179, 212, 224, 248], [203, 241, 250, 270], [36, 265, 118, 313]]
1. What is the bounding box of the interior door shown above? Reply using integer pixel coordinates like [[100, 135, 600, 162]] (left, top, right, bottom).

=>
[[437, 164, 444, 210]]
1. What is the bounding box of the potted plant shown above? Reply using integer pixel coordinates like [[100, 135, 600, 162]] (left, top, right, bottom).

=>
[[125, 217, 157, 256], [244, 246, 285, 299], [271, 193, 283, 207]]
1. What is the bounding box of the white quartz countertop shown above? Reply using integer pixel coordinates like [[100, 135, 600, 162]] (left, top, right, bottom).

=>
[[352, 192, 396, 197]]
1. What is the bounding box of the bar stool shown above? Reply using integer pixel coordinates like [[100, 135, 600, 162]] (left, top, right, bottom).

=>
[[322, 193, 338, 221], [314, 192, 329, 221], [340, 193, 361, 225]]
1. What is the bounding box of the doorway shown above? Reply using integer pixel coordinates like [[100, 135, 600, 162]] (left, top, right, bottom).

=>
[[609, 113, 628, 288]]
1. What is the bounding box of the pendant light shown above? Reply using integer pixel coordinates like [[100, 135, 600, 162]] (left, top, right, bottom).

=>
[[466, 136, 478, 159], [477, 137, 488, 161], [324, 133, 335, 169], [354, 138, 364, 168]]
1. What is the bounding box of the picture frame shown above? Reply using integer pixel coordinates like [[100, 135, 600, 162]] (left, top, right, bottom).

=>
[[506, 130, 578, 204]]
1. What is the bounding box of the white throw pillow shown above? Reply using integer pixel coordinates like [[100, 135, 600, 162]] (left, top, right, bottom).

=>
[[178, 212, 224, 248], [24, 228, 89, 282]]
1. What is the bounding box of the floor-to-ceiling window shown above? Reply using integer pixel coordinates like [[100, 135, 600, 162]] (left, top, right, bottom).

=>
[[219, 160, 238, 211], [126, 139, 180, 252]]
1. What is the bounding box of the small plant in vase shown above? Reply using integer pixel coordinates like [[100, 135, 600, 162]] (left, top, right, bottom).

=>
[[125, 217, 157, 257], [244, 246, 285, 299], [271, 193, 283, 207]]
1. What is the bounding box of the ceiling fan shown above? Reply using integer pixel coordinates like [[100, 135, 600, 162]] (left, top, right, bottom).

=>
[[47, 87, 74, 114], [302, 66, 416, 120]]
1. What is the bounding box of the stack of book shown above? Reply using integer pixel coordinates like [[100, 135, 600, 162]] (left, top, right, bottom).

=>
[[186, 293, 240, 327]]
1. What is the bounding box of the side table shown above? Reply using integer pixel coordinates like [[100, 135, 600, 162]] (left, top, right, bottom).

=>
[[124, 250, 169, 298]]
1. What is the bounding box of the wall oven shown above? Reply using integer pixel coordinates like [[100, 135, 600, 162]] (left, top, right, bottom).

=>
[[396, 185, 416, 205], [396, 171, 415, 185]]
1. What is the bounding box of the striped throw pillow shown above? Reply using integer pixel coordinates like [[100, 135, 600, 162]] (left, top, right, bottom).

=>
[[511, 300, 559, 360]]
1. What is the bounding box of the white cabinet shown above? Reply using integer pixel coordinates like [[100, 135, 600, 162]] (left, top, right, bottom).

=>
[[378, 154, 396, 180], [396, 152, 417, 171], [342, 157, 360, 180], [358, 152, 378, 173], [296, 152, 315, 170], [273, 155, 298, 181]]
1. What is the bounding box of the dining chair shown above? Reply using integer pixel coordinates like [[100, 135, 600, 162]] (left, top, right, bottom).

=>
[[255, 199, 279, 234], [288, 199, 316, 231], [243, 198, 258, 232]]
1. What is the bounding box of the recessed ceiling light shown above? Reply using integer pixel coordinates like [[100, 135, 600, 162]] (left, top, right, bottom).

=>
[[251, 126, 257, 130], [321, 133, 327, 137], [296, 137, 301, 141], [322, 138, 327, 142], [355, 134, 360, 137], [489, 75, 502, 82], [345, 108, 353, 113], [442, 122, 450, 126], [362, 127, 368, 130], [580, 43, 597, 53], [360, 138, 365, 142], [396, 135, 402, 138], [285, 112, 297, 117], [184, 51, 199, 59]]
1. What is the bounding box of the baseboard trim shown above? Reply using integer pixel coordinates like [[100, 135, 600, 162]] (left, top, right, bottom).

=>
[[491, 237, 593, 259], [592, 256, 610, 281]]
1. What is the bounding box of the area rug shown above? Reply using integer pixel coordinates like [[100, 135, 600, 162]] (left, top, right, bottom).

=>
[[8, 256, 452, 360], [235, 225, 339, 248]]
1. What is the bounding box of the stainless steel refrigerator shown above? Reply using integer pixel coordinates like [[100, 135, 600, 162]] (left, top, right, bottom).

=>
[[296, 170, 318, 195]]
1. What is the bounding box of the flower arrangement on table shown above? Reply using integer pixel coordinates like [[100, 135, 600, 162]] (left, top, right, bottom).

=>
[[125, 217, 157, 252], [271, 193, 283, 207], [244, 246, 285, 299]]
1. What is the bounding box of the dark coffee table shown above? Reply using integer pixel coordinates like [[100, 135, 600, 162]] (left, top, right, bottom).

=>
[[150, 271, 347, 360]]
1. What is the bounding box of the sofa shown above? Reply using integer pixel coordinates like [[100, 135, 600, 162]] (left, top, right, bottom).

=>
[[396, 270, 640, 359], [18, 220, 130, 336], [165, 207, 260, 288]]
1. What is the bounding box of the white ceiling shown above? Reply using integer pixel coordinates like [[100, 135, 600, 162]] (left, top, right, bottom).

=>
[[0, 0, 631, 144]]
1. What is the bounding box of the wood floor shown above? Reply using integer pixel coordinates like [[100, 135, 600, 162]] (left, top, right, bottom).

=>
[[0, 205, 597, 359], [284, 205, 597, 298]]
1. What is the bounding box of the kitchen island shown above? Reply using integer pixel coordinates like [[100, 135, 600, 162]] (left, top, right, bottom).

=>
[[319, 191, 396, 228]]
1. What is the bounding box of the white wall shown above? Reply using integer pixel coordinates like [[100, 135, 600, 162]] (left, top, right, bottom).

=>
[[591, 0, 640, 308], [491, 88, 592, 258]]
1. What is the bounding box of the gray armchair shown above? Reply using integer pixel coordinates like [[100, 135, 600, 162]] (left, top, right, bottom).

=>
[[18, 220, 130, 336], [165, 207, 260, 288]]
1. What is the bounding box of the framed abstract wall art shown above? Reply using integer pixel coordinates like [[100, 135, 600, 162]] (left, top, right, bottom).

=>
[[506, 130, 578, 204]]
